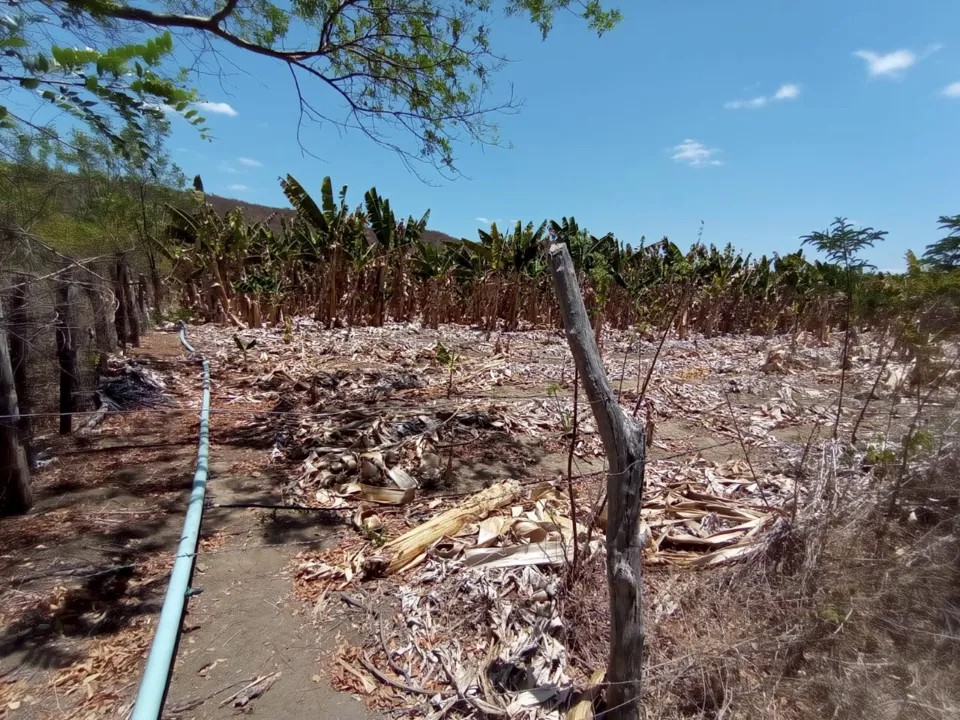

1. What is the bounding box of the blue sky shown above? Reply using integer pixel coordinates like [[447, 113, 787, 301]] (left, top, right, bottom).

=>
[[163, 0, 960, 270]]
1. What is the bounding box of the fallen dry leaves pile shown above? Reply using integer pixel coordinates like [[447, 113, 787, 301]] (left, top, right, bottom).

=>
[[1, 554, 173, 719], [172, 320, 921, 718], [293, 456, 793, 717]]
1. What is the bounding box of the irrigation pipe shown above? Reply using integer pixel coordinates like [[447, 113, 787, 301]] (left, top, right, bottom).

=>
[[130, 328, 209, 720], [178, 322, 196, 353]]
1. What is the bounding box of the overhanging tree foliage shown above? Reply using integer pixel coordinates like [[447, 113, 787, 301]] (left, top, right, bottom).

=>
[[0, 14, 204, 154], [4, 0, 620, 172]]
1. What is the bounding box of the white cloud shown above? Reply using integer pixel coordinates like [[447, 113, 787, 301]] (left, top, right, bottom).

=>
[[853, 49, 916, 78], [725, 83, 800, 110], [195, 101, 238, 117], [237, 157, 262, 167], [942, 81, 960, 98], [724, 96, 767, 110], [670, 139, 722, 167], [774, 83, 801, 100], [475, 216, 494, 224], [227, 184, 250, 192]]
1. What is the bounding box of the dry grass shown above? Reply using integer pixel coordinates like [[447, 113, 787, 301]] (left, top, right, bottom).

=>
[[561, 443, 960, 720]]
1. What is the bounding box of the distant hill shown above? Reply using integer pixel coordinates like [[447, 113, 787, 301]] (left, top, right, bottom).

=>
[[204, 193, 462, 245], [421, 228, 463, 245], [205, 194, 296, 226]]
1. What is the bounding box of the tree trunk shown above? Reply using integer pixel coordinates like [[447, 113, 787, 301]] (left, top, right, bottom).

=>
[[547, 242, 645, 720], [7, 280, 32, 465], [677, 308, 688, 340], [592, 304, 603, 351], [84, 281, 116, 354], [124, 264, 141, 347], [349, 273, 361, 328], [431, 280, 440, 330], [56, 276, 77, 435], [137, 273, 150, 328], [0, 301, 32, 515], [487, 276, 502, 337], [185, 280, 200, 312], [374, 264, 386, 326], [116, 259, 139, 348], [328, 247, 341, 329], [148, 251, 164, 313], [114, 261, 128, 350], [391, 252, 407, 321], [508, 283, 521, 331], [314, 269, 326, 323]]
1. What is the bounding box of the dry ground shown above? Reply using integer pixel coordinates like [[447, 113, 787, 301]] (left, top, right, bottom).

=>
[[0, 332, 374, 719], [3, 319, 943, 719]]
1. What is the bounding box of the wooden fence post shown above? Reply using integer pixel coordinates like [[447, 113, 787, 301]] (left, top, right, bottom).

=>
[[56, 274, 77, 435], [0, 301, 32, 515], [547, 241, 645, 720], [249, 298, 262, 329]]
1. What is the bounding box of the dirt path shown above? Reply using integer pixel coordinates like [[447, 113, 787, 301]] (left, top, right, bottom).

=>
[[163, 445, 371, 719], [0, 331, 373, 719]]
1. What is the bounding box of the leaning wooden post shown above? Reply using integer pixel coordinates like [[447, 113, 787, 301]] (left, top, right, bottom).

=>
[[55, 275, 77, 435], [0, 301, 32, 515], [547, 242, 645, 720]]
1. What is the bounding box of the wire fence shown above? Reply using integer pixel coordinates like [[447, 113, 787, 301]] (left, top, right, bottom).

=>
[[1, 243, 166, 456], [0, 385, 924, 422]]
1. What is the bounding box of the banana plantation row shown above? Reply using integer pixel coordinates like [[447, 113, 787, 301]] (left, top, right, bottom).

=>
[[165, 174, 959, 338]]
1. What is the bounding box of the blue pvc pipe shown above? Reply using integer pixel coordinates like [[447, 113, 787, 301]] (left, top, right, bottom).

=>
[[130, 331, 209, 720], [178, 324, 195, 354]]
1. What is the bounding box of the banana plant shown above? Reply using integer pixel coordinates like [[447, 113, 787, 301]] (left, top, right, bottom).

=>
[[412, 238, 456, 328], [365, 188, 430, 325], [165, 202, 260, 318], [281, 174, 365, 327], [365, 187, 395, 325]]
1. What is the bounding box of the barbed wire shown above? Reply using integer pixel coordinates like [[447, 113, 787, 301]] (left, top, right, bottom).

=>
[[5, 535, 338, 585], [5, 392, 628, 422], [3, 433, 787, 588], [0, 401, 936, 437]]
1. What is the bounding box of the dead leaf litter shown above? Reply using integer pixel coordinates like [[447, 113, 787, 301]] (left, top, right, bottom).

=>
[[168, 321, 901, 718]]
